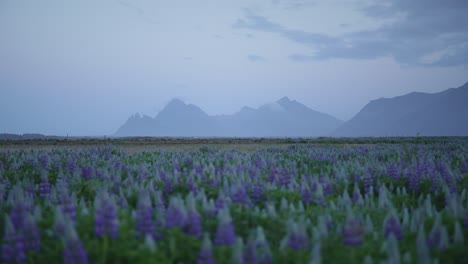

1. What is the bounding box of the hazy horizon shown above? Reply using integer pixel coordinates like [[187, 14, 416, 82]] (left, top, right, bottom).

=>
[[1, 0, 468, 136]]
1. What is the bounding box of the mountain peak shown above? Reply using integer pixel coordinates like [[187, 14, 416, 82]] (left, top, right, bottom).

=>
[[277, 96, 292, 105], [166, 98, 186, 108]]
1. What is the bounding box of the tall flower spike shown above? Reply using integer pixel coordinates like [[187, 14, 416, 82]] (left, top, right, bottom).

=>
[[232, 237, 244, 264], [464, 210, 468, 229], [214, 210, 236, 246], [243, 236, 258, 264], [23, 214, 41, 252], [286, 221, 309, 250], [59, 192, 77, 223], [384, 214, 403, 240], [63, 227, 89, 264], [197, 234, 216, 264], [343, 218, 364, 247], [135, 190, 154, 237], [94, 193, 119, 239], [38, 175, 51, 198], [2, 217, 27, 264], [256, 227, 272, 264], [165, 197, 187, 229], [184, 207, 202, 238]]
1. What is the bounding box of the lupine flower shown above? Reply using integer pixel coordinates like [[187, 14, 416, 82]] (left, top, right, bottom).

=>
[[184, 208, 202, 237], [232, 237, 244, 264], [243, 236, 257, 264], [343, 218, 364, 246], [23, 214, 41, 251], [301, 187, 313, 204], [197, 234, 216, 264], [135, 191, 154, 237], [249, 184, 264, 203], [10, 202, 30, 230], [214, 210, 236, 246], [285, 221, 309, 250], [63, 228, 89, 264], [2, 217, 27, 264], [94, 193, 118, 239], [464, 211, 468, 229], [255, 227, 272, 264], [427, 225, 448, 250], [384, 214, 403, 240], [54, 208, 72, 238], [166, 197, 187, 229], [231, 185, 249, 206], [38, 176, 51, 198], [58, 192, 77, 223], [81, 166, 93, 180]]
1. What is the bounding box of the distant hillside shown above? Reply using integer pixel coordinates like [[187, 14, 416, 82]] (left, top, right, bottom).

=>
[[0, 133, 52, 140], [334, 82, 468, 136], [115, 97, 343, 137]]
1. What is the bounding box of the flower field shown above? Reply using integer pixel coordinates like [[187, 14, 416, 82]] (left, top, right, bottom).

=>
[[0, 139, 467, 263]]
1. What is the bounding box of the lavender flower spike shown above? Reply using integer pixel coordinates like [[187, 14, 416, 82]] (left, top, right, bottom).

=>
[[2, 217, 27, 264], [343, 218, 364, 247], [63, 227, 89, 264], [197, 233, 216, 264], [94, 193, 119, 239], [214, 210, 236, 246]]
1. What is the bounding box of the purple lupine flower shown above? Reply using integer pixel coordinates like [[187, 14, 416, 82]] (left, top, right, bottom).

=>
[[23, 215, 41, 252], [243, 237, 257, 264], [184, 208, 202, 237], [165, 197, 187, 229], [427, 226, 441, 248], [301, 187, 313, 204], [10, 202, 30, 230], [249, 184, 264, 203], [38, 176, 51, 198], [67, 159, 77, 174], [231, 185, 249, 206], [352, 186, 363, 205], [94, 194, 118, 239], [426, 225, 448, 250], [214, 211, 236, 246], [255, 227, 272, 264], [54, 209, 70, 238], [59, 192, 77, 223], [343, 218, 364, 246], [463, 211, 468, 229], [135, 191, 154, 237], [2, 217, 27, 264], [38, 155, 49, 168], [384, 215, 403, 240], [286, 222, 309, 250], [197, 234, 216, 264], [215, 195, 227, 212], [81, 166, 93, 180], [63, 230, 89, 264], [163, 178, 173, 195]]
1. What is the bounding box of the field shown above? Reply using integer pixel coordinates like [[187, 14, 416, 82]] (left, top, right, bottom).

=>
[[0, 137, 467, 263]]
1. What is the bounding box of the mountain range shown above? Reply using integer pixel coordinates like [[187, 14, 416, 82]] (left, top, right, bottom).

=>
[[115, 82, 468, 137], [115, 97, 343, 137]]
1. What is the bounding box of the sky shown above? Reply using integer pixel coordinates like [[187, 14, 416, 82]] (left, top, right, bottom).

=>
[[1, 0, 468, 136]]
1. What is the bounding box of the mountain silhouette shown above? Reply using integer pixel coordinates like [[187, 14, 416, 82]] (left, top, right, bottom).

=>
[[114, 97, 343, 137], [334, 82, 468, 136]]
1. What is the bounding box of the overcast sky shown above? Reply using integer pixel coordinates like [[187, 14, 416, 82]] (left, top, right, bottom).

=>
[[1, 0, 468, 136]]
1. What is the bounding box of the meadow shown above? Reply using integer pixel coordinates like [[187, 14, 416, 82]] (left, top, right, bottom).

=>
[[0, 137, 467, 263]]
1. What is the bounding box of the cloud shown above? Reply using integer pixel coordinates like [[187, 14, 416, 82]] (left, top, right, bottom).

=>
[[233, 2, 468, 67], [247, 54, 267, 62]]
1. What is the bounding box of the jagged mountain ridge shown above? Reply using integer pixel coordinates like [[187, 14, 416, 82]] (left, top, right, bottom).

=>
[[115, 97, 343, 137]]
